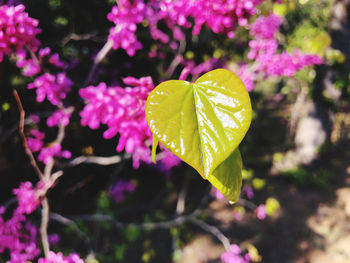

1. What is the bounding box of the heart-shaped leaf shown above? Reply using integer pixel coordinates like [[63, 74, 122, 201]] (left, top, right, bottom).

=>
[[145, 69, 251, 201]]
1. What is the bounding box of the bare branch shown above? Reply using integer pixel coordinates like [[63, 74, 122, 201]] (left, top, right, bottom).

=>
[[69, 207, 202, 231], [84, 38, 115, 87], [13, 89, 44, 179], [50, 212, 93, 252], [40, 197, 50, 257], [190, 218, 231, 251], [69, 154, 131, 166], [61, 32, 98, 46]]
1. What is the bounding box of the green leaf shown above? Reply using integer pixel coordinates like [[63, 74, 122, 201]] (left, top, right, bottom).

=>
[[208, 148, 242, 203], [145, 69, 251, 201]]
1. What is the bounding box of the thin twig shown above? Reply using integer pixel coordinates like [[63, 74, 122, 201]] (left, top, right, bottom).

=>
[[61, 32, 98, 46], [190, 218, 231, 251], [84, 37, 115, 87], [13, 90, 44, 179], [165, 39, 186, 78], [176, 179, 189, 215], [68, 154, 130, 166], [40, 197, 50, 257], [50, 212, 93, 253], [237, 198, 257, 210], [69, 207, 202, 231]]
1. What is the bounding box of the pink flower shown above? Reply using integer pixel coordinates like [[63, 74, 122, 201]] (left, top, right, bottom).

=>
[[256, 204, 267, 220], [211, 188, 226, 201], [248, 13, 323, 76], [27, 129, 45, 152], [237, 64, 255, 92], [109, 180, 136, 203], [38, 251, 84, 263], [0, 5, 41, 62], [27, 73, 73, 105], [107, 1, 146, 56], [38, 143, 71, 165], [0, 208, 40, 262], [47, 109, 72, 127], [79, 76, 154, 168], [221, 244, 251, 263], [13, 181, 40, 215]]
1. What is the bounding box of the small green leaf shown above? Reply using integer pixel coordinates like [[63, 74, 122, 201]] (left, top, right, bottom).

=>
[[208, 148, 242, 203], [145, 69, 251, 201]]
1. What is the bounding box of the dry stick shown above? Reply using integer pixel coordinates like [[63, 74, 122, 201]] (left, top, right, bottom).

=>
[[40, 197, 50, 257], [83, 35, 116, 87], [12, 89, 44, 179], [190, 218, 231, 251], [40, 123, 66, 258], [13, 90, 51, 257]]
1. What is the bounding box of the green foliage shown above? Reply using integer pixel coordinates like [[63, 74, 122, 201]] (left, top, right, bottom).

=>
[[281, 168, 308, 185], [123, 226, 141, 242], [146, 69, 252, 202], [265, 197, 280, 216], [114, 244, 127, 261]]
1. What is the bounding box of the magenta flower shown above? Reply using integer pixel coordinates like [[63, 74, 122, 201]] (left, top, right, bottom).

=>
[[47, 109, 72, 127], [27, 129, 45, 153], [256, 204, 267, 220], [13, 181, 40, 215], [0, 208, 40, 262], [27, 73, 73, 105], [109, 180, 136, 203], [0, 5, 41, 62], [248, 13, 323, 76], [221, 244, 251, 263], [38, 251, 84, 263], [79, 76, 154, 168], [38, 143, 71, 165]]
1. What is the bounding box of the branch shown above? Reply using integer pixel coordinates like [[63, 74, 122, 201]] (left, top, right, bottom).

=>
[[40, 198, 50, 258], [190, 218, 231, 251], [12, 89, 44, 179], [69, 205, 202, 231], [61, 32, 99, 46], [237, 198, 257, 210], [50, 212, 93, 252], [84, 38, 114, 87], [68, 154, 131, 167]]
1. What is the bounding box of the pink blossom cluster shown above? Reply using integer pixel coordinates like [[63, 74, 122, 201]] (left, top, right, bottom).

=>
[[13, 181, 41, 214], [256, 204, 266, 220], [28, 129, 45, 153], [248, 13, 322, 76], [16, 46, 66, 77], [148, 0, 264, 38], [28, 128, 72, 165], [0, 4, 41, 62], [38, 143, 72, 165], [107, 0, 145, 56], [79, 76, 154, 168], [27, 73, 73, 106], [109, 180, 136, 203], [258, 50, 323, 77], [38, 251, 83, 263], [107, 0, 271, 56], [0, 208, 39, 263], [221, 244, 251, 263], [47, 108, 73, 127], [237, 64, 255, 92]]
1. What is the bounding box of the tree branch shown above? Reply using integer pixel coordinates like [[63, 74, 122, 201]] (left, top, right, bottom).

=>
[[190, 218, 231, 251], [12, 89, 44, 179]]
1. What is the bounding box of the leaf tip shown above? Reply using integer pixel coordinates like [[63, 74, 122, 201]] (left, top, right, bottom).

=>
[[152, 135, 158, 164]]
